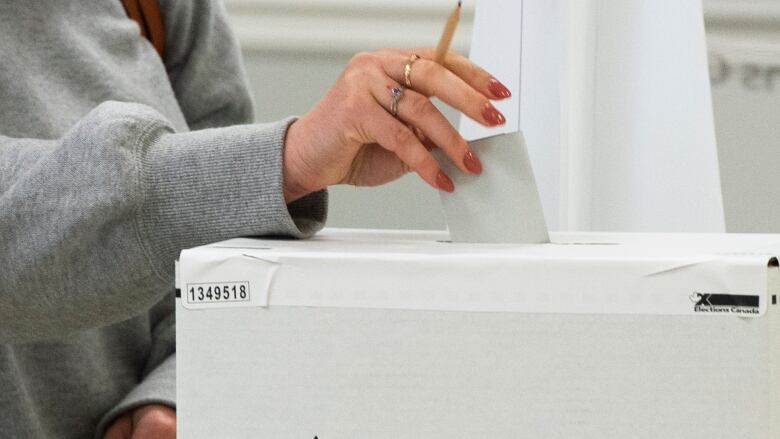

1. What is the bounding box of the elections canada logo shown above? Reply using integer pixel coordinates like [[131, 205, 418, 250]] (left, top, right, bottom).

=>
[[689, 291, 760, 315]]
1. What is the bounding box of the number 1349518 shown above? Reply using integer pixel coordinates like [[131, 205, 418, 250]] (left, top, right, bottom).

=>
[[186, 282, 250, 303]]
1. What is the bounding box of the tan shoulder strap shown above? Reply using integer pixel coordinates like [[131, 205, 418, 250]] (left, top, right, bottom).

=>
[[121, 0, 165, 60]]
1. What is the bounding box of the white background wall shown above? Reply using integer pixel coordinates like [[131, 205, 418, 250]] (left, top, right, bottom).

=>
[[705, 0, 780, 232], [224, 0, 780, 232]]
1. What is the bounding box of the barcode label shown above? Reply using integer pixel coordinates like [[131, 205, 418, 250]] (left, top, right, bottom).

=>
[[186, 282, 250, 304]]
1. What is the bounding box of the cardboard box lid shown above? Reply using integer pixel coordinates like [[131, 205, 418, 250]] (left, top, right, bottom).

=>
[[177, 229, 780, 317]]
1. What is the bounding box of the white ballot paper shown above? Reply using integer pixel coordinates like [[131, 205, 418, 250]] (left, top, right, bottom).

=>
[[436, 132, 549, 243], [442, 0, 549, 243]]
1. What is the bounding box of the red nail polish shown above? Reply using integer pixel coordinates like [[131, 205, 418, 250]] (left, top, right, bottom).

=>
[[488, 78, 511, 99], [436, 171, 455, 193], [482, 102, 506, 126], [463, 150, 482, 174]]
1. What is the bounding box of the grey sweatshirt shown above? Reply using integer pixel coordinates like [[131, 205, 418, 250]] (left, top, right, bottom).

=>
[[0, 1, 327, 438]]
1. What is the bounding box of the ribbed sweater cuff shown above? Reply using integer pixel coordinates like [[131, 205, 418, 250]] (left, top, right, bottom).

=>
[[136, 118, 327, 282]]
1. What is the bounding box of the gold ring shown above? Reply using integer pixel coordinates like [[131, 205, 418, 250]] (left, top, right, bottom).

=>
[[404, 54, 422, 88]]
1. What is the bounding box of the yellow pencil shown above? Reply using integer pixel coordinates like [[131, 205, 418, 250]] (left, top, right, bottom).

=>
[[433, 1, 461, 64]]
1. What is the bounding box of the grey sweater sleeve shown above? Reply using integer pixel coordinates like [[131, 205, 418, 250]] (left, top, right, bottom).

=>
[[94, 296, 178, 439], [0, 101, 327, 344], [91, 1, 325, 435], [94, 355, 177, 438]]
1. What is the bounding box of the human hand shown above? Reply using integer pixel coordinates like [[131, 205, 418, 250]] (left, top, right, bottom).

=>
[[282, 48, 511, 202], [103, 404, 176, 439]]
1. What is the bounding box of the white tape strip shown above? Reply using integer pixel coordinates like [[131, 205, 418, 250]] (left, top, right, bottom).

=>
[[178, 247, 770, 317]]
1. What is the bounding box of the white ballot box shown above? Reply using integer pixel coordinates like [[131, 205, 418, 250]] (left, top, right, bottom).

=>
[[176, 229, 780, 438]]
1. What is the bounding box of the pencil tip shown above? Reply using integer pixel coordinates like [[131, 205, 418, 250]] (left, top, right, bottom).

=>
[[458, 0, 462, 7]]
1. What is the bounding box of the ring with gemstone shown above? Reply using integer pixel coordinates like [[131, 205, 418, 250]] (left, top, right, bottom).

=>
[[390, 86, 404, 117]]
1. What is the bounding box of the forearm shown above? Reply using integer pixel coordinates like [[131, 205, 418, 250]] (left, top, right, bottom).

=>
[[0, 101, 326, 343]]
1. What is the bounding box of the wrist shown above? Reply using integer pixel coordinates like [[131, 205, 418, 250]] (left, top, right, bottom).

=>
[[283, 120, 323, 203]]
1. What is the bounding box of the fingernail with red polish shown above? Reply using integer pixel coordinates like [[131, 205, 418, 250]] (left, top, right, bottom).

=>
[[436, 171, 455, 193], [482, 102, 506, 126], [463, 150, 482, 174], [488, 78, 511, 99]]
